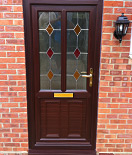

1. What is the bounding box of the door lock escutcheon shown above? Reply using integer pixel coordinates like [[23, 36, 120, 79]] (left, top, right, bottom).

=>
[[81, 68, 93, 87]]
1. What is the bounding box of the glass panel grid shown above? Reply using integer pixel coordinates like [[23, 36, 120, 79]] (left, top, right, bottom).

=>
[[39, 12, 61, 90], [67, 12, 89, 90]]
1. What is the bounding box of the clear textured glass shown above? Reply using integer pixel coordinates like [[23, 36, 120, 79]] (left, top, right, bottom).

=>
[[67, 54, 76, 74], [39, 12, 61, 90], [67, 12, 77, 29], [40, 76, 50, 90], [51, 75, 61, 90], [78, 12, 89, 29], [66, 76, 76, 90], [40, 53, 50, 75], [77, 54, 88, 73], [39, 31, 49, 52], [67, 30, 77, 53], [51, 31, 61, 53], [51, 12, 61, 29], [78, 30, 88, 53], [66, 12, 89, 90], [51, 54, 61, 75], [39, 12, 49, 29], [77, 76, 87, 90]]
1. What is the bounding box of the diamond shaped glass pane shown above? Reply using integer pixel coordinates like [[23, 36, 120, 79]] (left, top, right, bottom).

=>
[[47, 48, 54, 58], [47, 70, 53, 80], [74, 49, 80, 58], [74, 70, 80, 80], [74, 24, 81, 35], [46, 24, 54, 35]]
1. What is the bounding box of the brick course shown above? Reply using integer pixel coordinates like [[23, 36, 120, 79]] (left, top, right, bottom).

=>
[[0, 0, 132, 154]]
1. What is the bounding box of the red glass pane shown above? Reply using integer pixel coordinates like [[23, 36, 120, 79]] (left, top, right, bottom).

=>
[[47, 48, 54, 58], [74, 49, 80, 58]]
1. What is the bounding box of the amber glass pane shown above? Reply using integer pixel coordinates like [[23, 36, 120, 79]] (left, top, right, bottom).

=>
[[66, 12, 89, 90], [39, 12, 61, 90]]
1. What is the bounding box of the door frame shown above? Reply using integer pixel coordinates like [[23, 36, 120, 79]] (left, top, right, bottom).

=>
[[23, 0, 103, 154]]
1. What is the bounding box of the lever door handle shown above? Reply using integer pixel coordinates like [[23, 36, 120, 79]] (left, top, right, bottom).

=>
[[81, 71, 87, 74], [81, 74, 92, 78], [81, 68, 93, 87]]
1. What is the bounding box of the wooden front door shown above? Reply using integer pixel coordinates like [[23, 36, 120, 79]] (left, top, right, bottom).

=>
[[23, 0, 103, 154]]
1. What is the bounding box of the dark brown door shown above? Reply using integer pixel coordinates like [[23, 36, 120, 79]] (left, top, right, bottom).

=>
[[23, 0, 103, 154]]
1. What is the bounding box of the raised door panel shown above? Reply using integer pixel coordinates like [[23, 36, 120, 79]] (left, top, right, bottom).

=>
[[67, 100, 86, 138], [37, 99, 91, 145], [40, 100, 61, 138]]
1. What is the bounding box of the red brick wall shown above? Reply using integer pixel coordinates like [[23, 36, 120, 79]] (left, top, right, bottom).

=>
[[0, 0, 28, 154], [0, 0, 132, 154], [97, 0, 132, 154]]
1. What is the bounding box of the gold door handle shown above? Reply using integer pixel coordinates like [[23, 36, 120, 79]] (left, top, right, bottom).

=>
[[81, 71, 87, 74], [81, 68, 93, 87], [81, 74, 92, 78]]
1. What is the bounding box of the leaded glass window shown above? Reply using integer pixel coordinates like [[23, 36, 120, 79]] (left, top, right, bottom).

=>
[[66, 12, 89, 90], [39, 12, 61, 90]]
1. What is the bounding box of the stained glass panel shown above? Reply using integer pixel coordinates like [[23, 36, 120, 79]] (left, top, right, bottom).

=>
[[74, 49, 80, 58], [39, 12, 61, 90], [74, 24, 81, 35], [66, 12, 89, 90], [74, 70, 80, 80], [46, 24, 54, 35]]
